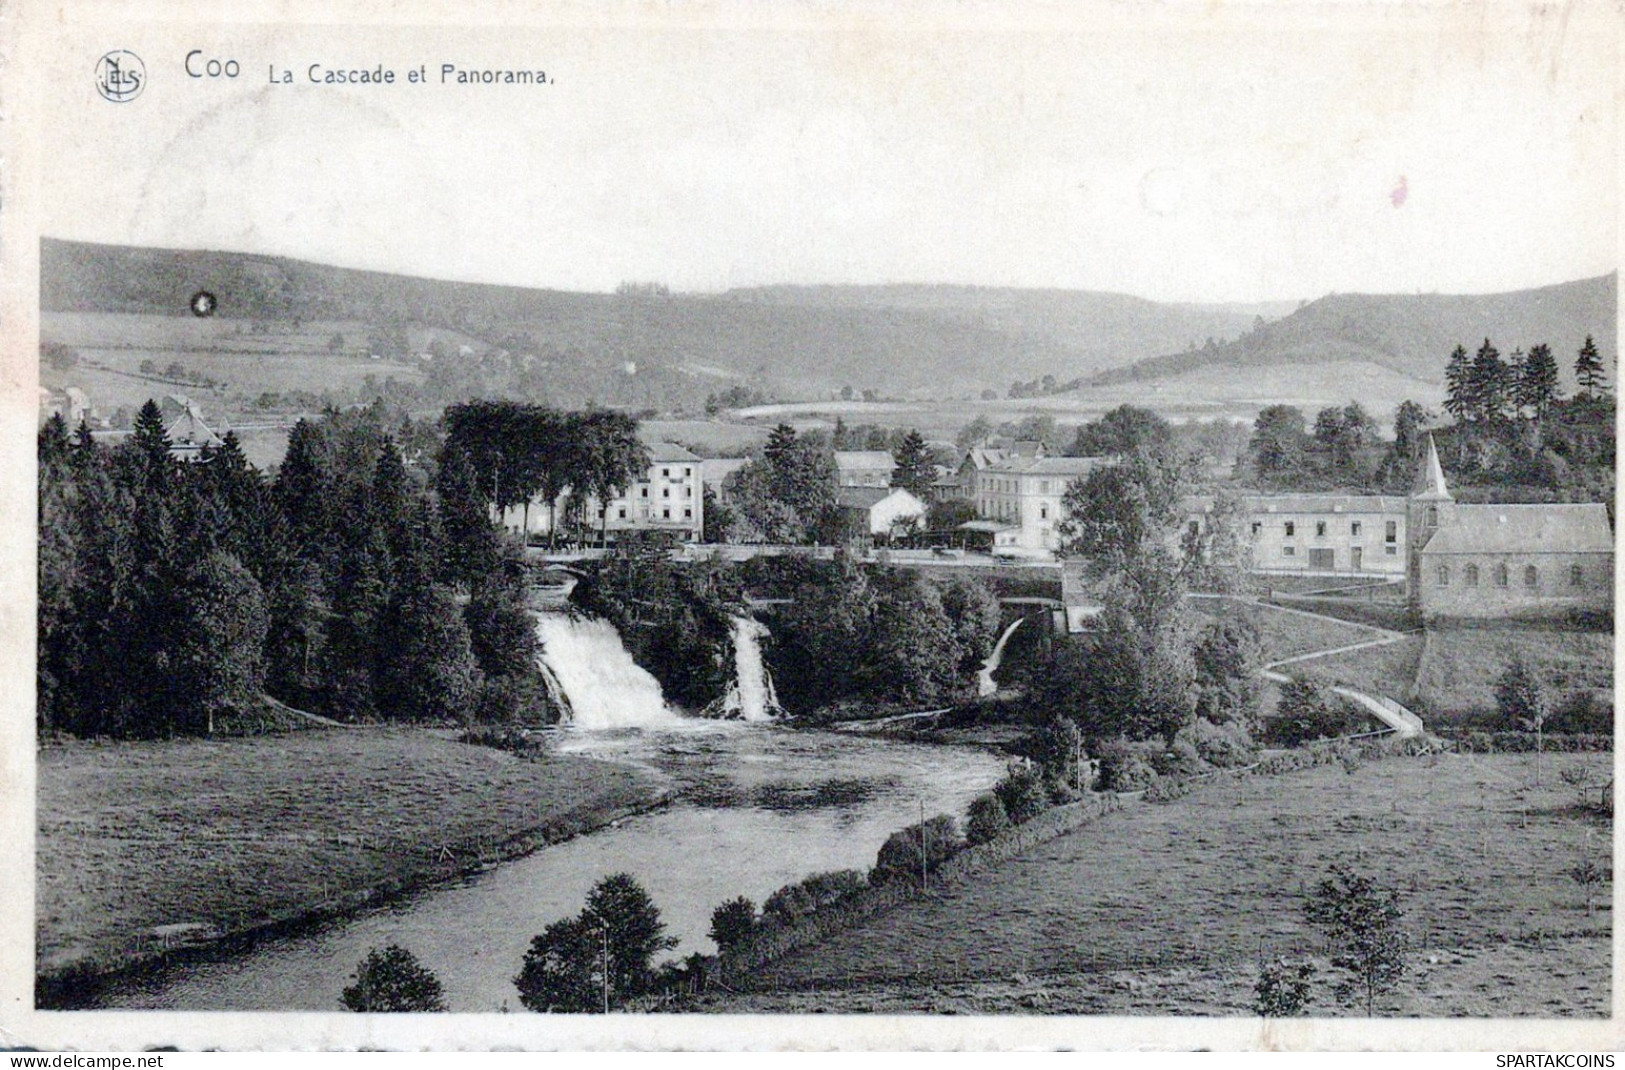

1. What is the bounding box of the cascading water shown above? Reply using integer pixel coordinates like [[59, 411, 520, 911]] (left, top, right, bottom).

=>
[[977, 616, 1026, 697], [708, 616, 782, 721], [534, 614, 683, 729]]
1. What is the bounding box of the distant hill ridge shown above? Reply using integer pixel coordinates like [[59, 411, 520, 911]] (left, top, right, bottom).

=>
[[40, 238, 1614, 398], [1088, 274, 1617, 391]]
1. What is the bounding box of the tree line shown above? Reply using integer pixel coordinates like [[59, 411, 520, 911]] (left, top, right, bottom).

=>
[[38, 399, 544, 738]]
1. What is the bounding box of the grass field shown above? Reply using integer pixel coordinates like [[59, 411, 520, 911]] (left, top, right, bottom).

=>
[[1294, 635, 1427, 706], [1414, 625, 1614, 716], [721, 752, 1610, 1016], [35, 728, 666, 982]]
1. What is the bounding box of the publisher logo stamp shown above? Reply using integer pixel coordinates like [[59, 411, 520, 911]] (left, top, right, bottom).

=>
[[95, 50, 145, 102]]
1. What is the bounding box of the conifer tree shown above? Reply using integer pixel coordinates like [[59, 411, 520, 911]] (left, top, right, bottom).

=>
[[1575, 335, 1609, 398], [1442, 344, 1472, 423], [1518, 343, 1561, 416], [890, 429, 936, 496]]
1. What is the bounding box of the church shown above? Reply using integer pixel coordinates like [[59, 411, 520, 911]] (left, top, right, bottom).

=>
[[1407, 436, 1614, 621]]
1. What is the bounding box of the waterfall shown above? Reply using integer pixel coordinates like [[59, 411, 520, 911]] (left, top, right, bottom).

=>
[[534, 614, 682, 729], [977, 617, 1026, 697], [708, 617, 782, 721]]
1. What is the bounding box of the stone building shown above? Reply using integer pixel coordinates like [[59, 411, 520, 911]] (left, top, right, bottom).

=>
[[1408, 436, 1613, 620]]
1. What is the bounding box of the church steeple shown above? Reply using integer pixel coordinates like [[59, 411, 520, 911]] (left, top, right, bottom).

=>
[[1411, 433, 1452, 502]]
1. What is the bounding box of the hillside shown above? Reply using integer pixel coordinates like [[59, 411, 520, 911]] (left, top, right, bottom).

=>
[[39, 239, 1261, 402], [1090, 275, 1617, 391]]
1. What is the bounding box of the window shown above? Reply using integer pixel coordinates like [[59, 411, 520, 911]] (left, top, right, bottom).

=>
[[1385, 521, 1397, 543], [1040, 480, 1051, 494], [1283, 545, 1295, 556], [1465, 565, 1478, 587], [1189, 520, 1200, 537], [1351, 521, 1362, 537], [1040, 505, 1049, 520], [662, 508, 670, 519], [683, 487, 692, 498], [1495, 564, 1509, 588], [617, 507, 626, 519], [1251, 521, 1262, 536], [684, 508, 692, 518], [1315, 521, 1327, 537], [1571, 565, 1585, 587], [1285, 521, 1296, 537], [640, 487, 648, 498], [662, 468, 670, 478], [1436, 565, 1449, 586], [1427, 505, 1438, 527], [662, 488, 670, 498], [1523, 565, 1538, 588], [1385, 545, 1397, 556]]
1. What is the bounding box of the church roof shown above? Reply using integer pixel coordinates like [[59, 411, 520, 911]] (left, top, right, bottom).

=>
[[1411, 434, 1452, 501], [1420, 504, 1613, 556]]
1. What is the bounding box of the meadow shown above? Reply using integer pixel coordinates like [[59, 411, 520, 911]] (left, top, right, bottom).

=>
[[725, 751, 1610, 1016], [35, 728, 666, 988]]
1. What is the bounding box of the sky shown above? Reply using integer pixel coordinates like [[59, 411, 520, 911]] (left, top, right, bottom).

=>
[[29, 0, 1622, 305]]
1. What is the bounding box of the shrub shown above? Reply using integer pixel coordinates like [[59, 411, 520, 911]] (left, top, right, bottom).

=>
[[1030, 716, 1090, 790], [1095, 738, 1158, 793], [456, 723, 545, 758], [872, 814, 962, 885], [341, 945, 447, 1012], [708, 896, 756, 951], [1550, 689, 1613, 735], [1261, 681, 1370, 747], [1253, 957, 1315, 1017], [1151, 735, 1209, 780], [993, 766, 1050, 824], [514, 873, 677, 1013], [1142, 774, 1189, 803], [965, 792, 1012, 846], [1179, 717, 1258, 769], [762, 869, 867, 928]]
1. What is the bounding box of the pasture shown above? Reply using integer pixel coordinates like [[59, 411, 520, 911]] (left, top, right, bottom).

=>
[[35, 728, 665, 981], [736, 751, 1611, 1016]]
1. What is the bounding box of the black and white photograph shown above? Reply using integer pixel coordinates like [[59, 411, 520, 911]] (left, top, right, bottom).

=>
[[2, 0, 1619, 1051]]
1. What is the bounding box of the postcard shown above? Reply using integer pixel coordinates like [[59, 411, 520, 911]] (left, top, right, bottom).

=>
[[2, 0, 1618, 1052]]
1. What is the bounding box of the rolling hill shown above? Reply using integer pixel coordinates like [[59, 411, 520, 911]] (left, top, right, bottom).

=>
[[1088, 275, 1617, 394]]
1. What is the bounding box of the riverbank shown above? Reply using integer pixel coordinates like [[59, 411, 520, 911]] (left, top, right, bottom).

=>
[[691, 750, 1610, 1016], [36, 727, 672, 1006]]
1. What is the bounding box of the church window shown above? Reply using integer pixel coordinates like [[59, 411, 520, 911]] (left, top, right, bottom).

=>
[[1385, 521, 1397, 543], [1465, 565, 1478, 587], [1571, 565, 1585, 587], [1523, 565, 1538, 588], [1435, 565, 1449, 586], [1495, 564, 1509, 588], [1426, 506, 1438, 526]]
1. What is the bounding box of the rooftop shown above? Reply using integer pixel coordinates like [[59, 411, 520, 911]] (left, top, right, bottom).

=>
[[1421, 504, 1614, 556]]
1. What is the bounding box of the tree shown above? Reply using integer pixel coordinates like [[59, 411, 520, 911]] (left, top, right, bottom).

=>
[[1069, 404, 1172, 459], [515, 873, 677, 1013], [1312, 402, 1379, 474], [1443, 344, 1473, 423], [1248, 405, 1308, 480], [1303, 863, 1409, 1016], [375, 583, 482, 722], [890, 429, 935, 496], [1568, 856, 1607, 919], [1253, 957, 1315, 1017], [162, 551, 271, 734], [1468, 339, 1511, 421], [1191, 616, 1262, 728], [955, 415, 994, 452], [341, 945, 447, 1012], [1519, 343, 1561, 417], [872, 814, 961, 886], [708, 896, 757, 952], [1575, 335, 1609, 398], [1496, 654, 1550, 782], [1377, 400, 1433, 489]]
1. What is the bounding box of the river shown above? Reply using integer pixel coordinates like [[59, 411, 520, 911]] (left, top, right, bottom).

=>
[[94, 720, 1006, 1011]]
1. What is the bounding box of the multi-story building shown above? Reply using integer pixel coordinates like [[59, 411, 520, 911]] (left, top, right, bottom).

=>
[[500, 441, 705, 543], [833, 450, 894, 489], [970, 454, 1110, 556], [1238, 494, 1409, 575]]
